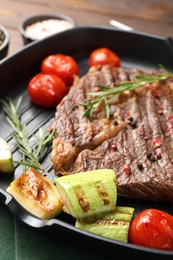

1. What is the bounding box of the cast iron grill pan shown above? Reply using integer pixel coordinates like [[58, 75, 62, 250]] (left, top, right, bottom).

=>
[[0, 26, 173, 258]]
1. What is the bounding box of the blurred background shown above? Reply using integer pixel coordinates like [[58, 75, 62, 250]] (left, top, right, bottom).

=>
[[1, 0, 173, 57]]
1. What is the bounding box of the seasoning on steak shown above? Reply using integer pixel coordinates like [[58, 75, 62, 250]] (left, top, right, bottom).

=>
[[50, 65, 132, 173], [50, 64, 173, 203]]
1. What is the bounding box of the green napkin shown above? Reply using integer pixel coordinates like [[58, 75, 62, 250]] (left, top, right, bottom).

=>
[[0, 205, 15, 259], [0, 205, 108, 260]]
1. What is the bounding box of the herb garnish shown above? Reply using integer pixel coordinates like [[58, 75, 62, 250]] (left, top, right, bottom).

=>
[[81, 65, 173, 121], [1, 96, 54, 175]]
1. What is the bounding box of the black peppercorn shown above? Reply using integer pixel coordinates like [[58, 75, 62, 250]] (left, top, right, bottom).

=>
[[113, 120, 119, 126], [147, 152, 152, 159], [137, 163, 144, 171], [150, 155, 156, 162], [129, 120, 138, 128], [128, 116, 134, 122]]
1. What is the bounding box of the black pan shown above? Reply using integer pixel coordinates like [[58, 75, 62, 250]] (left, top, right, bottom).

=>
[[0, 26, 173, 259]]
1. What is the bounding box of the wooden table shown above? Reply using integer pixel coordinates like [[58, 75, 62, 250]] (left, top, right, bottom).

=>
[[1, 0, 173, 57]]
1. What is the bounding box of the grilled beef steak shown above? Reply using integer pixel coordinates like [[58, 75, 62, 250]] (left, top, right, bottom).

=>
[[50, 64, 173, 202]]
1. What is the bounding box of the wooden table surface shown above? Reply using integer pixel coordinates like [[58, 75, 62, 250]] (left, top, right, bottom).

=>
[[1, 0, 173, 57]]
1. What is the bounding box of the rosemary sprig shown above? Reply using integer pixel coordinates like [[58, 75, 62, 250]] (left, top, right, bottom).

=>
[[1, 97, 55, 174], [81, 65, 173, 121]]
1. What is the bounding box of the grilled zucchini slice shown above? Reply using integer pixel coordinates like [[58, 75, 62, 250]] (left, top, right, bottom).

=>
[[76, 206, 135, 242], [55, 169, 117, 219], [7, 167, 63, 219]]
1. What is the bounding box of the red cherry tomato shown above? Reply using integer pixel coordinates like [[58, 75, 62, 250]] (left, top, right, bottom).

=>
[[28, 73, 67, 107], [89, 47, 121, 68], [41, 54, 79, 87], [129, 208, 173, 251]]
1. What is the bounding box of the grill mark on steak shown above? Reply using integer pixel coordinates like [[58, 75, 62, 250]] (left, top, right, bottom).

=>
[[51, 65, 135, 174], [71, 82, 173, 202], [72, 124, 173, 202], [50, 64, 173, 202], [139, 85, 173, 174]]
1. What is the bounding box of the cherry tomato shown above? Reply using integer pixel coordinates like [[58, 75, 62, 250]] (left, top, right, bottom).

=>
[[89, 47, 121, 68], [41, 54, 79, 87], [28, 73, 67, 107], [129, 208, 173, 251]]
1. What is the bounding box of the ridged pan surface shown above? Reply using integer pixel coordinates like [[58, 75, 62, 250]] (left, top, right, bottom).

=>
[[0, 26, 173, 258]]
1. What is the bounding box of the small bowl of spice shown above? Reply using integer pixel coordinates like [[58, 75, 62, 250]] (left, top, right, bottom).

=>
[[0, 24, 10, 60], [19, 14, 77, 45]]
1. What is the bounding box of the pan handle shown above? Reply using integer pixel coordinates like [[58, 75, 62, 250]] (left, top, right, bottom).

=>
[[0, 187, 12, 205], [109, 20, 134, 31]]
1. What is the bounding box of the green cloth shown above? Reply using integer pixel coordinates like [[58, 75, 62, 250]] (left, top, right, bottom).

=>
[[0, 205, 108, 260]]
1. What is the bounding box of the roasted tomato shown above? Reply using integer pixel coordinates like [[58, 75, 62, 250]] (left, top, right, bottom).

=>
[[41, 54, 79, 87], [129, 208, 173, 251], [28, 73, 67, 107], [89, 47, 121, 67]]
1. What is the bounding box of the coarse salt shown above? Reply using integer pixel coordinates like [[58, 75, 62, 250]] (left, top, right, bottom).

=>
[[25, 19, 74, 40]]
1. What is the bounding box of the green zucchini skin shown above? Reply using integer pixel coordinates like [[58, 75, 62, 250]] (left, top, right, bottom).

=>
[[75, 206, 135, 243], [55, 169, 117, 219], [0, 137, 14, 173]]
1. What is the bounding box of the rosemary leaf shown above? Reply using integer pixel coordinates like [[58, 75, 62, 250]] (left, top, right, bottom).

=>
[[0, 97, 55, 174], [80, 66, 173, 120], [82, 106, 93, 121], [95, 84, 113, 90]]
